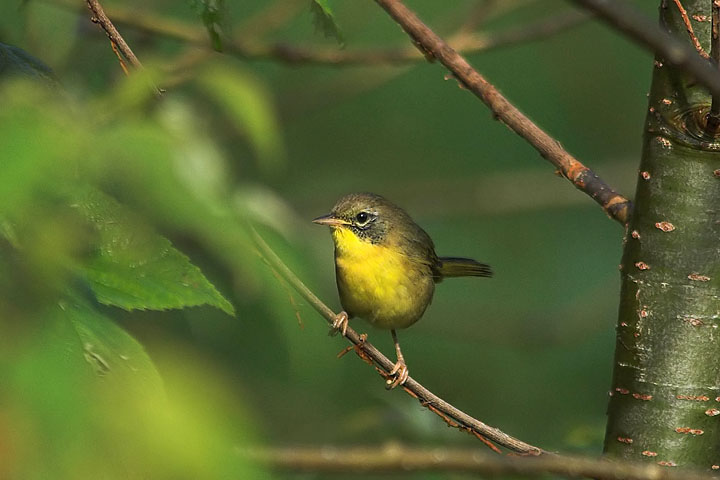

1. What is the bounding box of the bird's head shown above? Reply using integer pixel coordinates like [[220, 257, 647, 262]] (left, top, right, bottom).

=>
[[313, 192, 400, 245]]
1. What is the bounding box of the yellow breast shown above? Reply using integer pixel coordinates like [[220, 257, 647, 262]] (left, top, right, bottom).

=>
[[332, 227, 434, 330]]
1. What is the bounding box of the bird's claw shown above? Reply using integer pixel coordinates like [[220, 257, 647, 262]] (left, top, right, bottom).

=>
[[329, 311, 349, 337], [386, 359, 409, 389]]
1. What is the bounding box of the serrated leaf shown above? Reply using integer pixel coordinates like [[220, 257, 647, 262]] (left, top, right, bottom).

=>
[[310, 0, 344, 46], [57, 295, 164, 398], [76, 188, 235, 315]]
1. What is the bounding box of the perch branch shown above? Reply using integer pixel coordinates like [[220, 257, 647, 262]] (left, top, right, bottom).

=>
[[568, 0, 720, 99], [244, 444, 719, 479], [250, 228, 545, 456], [372, 0, 631, 225]]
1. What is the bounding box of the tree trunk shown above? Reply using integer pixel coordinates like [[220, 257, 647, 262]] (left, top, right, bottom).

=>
[[604, 0, 720, 471]]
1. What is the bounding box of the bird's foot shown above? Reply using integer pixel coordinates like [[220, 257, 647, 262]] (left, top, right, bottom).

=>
[[329, 311, 349, 337], [354, 333, 373, 364], [337, 333, 372, 364], [386, 358, 409, 389]]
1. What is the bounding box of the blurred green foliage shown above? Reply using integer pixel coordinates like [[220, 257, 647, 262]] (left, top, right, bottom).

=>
[[0, 0, 654, 478], [310, 0, 345, 46], [191, 0, 228, 52]]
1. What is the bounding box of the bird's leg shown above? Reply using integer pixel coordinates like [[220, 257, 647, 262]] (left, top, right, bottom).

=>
[[329, 311, 349, 337], [387, 329, 409, 389]]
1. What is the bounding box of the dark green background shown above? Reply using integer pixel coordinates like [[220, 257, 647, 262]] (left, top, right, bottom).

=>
[[0, 0, 658, 477]]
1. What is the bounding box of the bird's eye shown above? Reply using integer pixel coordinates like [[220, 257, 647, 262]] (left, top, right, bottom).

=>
[[355, 211, 370, 226]]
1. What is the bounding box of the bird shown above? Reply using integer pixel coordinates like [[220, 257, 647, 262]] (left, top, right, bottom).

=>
[[313, 192, 492, 388]]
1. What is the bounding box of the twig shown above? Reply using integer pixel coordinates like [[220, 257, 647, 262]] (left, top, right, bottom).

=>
[[85, 0, 144, 70], [568, 0, 720, 99], [671, 0, 710, 59], [109, 40, 129, 75], [707, 0, 720, 134], [53, 0, 588, 66], [84, 0, 162, 95], [373, 0, 631, 225], [250, 228, 546, 456], [243, 445, 719, 479]]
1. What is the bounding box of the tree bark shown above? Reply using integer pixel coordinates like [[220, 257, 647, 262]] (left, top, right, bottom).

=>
[[605, 0, 720, 471]]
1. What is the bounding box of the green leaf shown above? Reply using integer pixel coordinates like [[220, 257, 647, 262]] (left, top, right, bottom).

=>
[[309, 0, 344, 46], [191, 0, 227, 52], [197, 64, 285, 174], [76, 188, 235, 315], [58, 295, 164, 398], [0, 84, 78, 218]]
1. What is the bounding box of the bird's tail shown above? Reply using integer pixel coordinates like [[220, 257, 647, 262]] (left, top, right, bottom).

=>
[[438, 257, 492, 278]]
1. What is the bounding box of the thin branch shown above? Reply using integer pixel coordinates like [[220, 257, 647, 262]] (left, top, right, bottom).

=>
[[250, 228, 546, 456], [243, 445, 719, 480], [671, 0, 710, 59], [85, 0, 144, 70], [372, 0, 631, 225], [84, 0, 162, 95], [568, 0, 720, 99], [109, 40, 130, 75], [53, 0, 589, 66]]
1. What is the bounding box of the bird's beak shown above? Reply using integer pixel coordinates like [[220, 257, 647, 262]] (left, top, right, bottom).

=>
[[312, 214, 349, 227]]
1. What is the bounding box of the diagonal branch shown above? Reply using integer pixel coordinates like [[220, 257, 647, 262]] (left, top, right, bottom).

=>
[[84, 0, 162, 95], [85, 0, 144, 71], [372, 0, 632, 225], [244, 445, 719, 479], [250, 228, 546, 456], [568, 0, 720, 99]]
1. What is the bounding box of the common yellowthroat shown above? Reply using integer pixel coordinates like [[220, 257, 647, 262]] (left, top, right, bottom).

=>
[[313, 193, 491, 388]]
